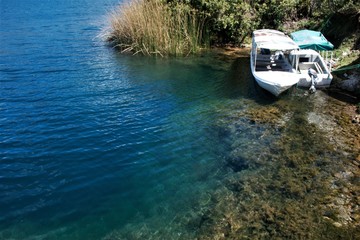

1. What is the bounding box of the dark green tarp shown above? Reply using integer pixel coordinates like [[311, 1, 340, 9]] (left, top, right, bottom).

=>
[[290, 30, 334, 50]]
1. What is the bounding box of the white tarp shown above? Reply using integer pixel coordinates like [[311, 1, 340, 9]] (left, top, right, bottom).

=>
[[253, 29, 299, 50]]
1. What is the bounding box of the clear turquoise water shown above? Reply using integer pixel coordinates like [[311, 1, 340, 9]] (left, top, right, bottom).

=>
[[0, 0, 278, 239]]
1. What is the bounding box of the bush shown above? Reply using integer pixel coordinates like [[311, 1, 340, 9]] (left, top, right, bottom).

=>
[[255, 0, 298, 29], [167, 0, 259, 45]]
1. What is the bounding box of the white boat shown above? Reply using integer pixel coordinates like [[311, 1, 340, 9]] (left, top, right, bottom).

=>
[[250, 29, 333, 96], [250, 29, 300, 96], [288, 49, 333, 91]]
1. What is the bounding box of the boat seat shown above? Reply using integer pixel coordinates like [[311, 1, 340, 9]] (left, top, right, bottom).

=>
[[256, 54, 272, 61], [255, 53, 293, 72], [256, 61, 293, 72], [256, 65, 271, 71]]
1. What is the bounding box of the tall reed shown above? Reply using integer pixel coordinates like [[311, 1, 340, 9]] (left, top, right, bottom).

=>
[[108, 0, 207, 56]]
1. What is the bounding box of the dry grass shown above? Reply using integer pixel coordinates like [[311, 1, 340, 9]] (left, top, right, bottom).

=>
[[108, 0, 207, 56]]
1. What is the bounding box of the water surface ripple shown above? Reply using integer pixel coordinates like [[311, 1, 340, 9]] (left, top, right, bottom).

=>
[[0, 0, 262, 238], [3, 0, 355, 239]]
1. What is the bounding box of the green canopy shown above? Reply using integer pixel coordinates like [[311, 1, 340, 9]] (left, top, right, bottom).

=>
[[290, 30, 334, 51]]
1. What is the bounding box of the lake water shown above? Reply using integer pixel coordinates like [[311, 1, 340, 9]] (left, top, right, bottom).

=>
[[1, 0, 356, 239]]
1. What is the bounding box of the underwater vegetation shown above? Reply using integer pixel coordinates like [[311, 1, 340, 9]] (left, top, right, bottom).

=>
[[196, 92, 360, 239], [104, 91, 360, 239]]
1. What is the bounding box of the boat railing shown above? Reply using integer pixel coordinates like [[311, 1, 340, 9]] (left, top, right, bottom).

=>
[[320, 50, 333, 72], [314, 62, 324, 74]]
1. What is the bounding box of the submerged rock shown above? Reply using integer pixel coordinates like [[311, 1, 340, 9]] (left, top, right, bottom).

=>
[[337, 72, 360, 93]]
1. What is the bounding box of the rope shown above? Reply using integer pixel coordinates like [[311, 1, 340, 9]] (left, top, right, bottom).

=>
[[331, 64, 360, 73]]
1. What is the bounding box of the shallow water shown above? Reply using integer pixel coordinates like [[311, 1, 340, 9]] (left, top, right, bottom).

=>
[[1, 0, 357, 239]]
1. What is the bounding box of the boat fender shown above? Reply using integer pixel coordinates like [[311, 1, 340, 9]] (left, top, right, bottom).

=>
[[308, 68, 317, 93]]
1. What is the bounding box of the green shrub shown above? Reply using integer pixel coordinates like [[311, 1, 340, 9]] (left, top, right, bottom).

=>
[[167, 0, 259, 45], [256, 0, 298, 28]]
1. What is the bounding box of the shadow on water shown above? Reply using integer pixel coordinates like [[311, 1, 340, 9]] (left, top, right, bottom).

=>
[[224, 57, 278, 104]]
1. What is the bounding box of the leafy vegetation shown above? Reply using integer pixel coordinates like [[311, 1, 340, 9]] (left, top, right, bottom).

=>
[[108, 0, 359, 55]]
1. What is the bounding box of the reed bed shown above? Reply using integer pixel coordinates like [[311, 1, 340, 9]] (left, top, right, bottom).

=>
[[108, 0, 207, 56]]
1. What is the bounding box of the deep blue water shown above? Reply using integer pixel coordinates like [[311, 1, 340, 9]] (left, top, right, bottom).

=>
[[0, 0, 270, 239]]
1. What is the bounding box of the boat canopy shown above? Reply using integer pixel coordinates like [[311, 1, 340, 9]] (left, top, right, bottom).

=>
[[252, 29, 299, 50], [289, 49, 319, 56], [290, 29, 334, 51]]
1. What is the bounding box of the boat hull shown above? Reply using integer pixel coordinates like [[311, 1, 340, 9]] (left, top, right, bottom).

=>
[[250, 52, 299, 96], [252, 71, 299, 96]]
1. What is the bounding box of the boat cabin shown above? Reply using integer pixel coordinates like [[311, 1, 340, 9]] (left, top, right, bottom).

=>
[[251, 29, 299, 73]]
